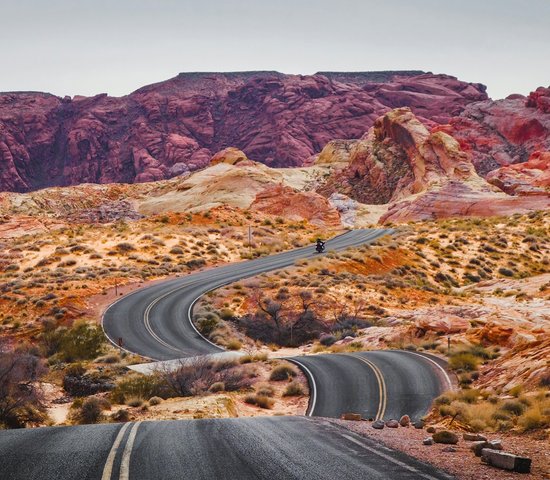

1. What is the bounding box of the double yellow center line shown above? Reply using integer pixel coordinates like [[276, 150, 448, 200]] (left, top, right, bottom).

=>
[[354, 355, 387, 421]]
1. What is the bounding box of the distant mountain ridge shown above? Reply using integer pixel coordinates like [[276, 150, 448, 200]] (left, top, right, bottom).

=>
[[0, 70, 491, 193]]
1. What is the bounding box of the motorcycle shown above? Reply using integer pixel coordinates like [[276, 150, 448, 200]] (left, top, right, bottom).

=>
[[315, 241, 325, 253]]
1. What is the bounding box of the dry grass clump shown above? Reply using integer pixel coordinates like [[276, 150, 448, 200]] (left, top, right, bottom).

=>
[[283, 381, 304, 397], [244, 394, 274, 409], [269, 364, 298, 381], [434, 388, 550, 433]]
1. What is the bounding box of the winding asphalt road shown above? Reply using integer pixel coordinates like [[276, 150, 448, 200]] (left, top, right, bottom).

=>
[[0, 229, 455, 480], [102, 228, 452, 422], [102, 229, 392, 360]]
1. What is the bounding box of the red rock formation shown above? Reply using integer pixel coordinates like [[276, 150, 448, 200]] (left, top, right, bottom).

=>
[[251, 184, 341, 227], [0, 72, 487, 192], [321, 107, 550, 223], [210, 147, 251, 166], [443, 87, 550, 175], [380, 183, 549, 223], [486, 151, 550, 196], [323, 107, 482, 204]]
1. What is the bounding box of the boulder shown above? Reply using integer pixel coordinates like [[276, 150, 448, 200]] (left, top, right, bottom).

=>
[[399, 415, 411, 427], [432, 430, 459, 445], [463, 433, 487, 442], [414, 420, 424, 429], [481, 449, 532, 473], [385, 419, 399, 428], [488, 440, 503, 450], [210, 147, 250, 166], [423, 437, 434, 446], [470, 441, 489, 457], [372, 420, 385, 430], [441, 446, 457, 453], [426, 426, 437, 433]]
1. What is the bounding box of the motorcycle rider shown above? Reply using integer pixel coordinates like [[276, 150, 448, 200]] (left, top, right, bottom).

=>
[[315, 238, 325, 252]]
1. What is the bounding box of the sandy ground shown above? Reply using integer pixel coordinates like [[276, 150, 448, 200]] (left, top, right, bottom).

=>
[[332, 419, 550, 480]]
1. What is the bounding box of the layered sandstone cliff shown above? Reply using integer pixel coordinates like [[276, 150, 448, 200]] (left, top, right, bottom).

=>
[[0, 72, 487, 192]]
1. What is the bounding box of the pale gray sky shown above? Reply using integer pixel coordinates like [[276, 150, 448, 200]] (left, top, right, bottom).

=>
[[1, 0, 548, 99]]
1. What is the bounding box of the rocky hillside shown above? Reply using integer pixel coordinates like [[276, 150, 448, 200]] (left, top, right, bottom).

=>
[[319, 107, 549, 223], [0, 71, 488, 192]]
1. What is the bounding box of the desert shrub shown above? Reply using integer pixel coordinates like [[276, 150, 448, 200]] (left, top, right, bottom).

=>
[[498, 267, 514, 277], [209, 382, 225, 393], [0, 344, 47, 428], [115, 243, 135, 253], [508, 385, 523, 397], [244, 394, 274, 409], [149, 396, 163, 405], [255, 384, 275, 397], [110, 373, 170, 404], [95, 354, 120, 364], [448, 352, 480, 372], [269, 364, 297, 381], [226, 338, 242, 351], [110, 409, 129, 422], [43, 321, 105, 362], [196, 316, 219, 337], [63, 370, 115, 397], [319, 334, 336, 346], [518, 407, 546, 431], [459, 389, 480, 404], [160, 357, 250, 397], [500, 400, 527, 416], [71, 397, 104, 424], [126, 397, 143, 407], [283, 382, 304, 397], [169, 246, 184, 255], [215, 365, 252, 392]]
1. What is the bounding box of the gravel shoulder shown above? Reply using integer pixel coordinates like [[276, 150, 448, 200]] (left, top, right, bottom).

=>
[[331, 419, 550, 480]]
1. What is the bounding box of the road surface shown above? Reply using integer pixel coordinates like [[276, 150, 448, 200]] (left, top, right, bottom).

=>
[[0, 416, 454, 480], [103, 229, 392, 360]]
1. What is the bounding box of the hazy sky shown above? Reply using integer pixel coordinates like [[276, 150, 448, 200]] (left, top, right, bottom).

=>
[[1, 0, 549, 99]]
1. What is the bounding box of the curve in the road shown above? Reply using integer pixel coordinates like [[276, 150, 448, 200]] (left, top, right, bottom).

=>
[[103, 227, 451, 421], [102, 228, 392, 360]]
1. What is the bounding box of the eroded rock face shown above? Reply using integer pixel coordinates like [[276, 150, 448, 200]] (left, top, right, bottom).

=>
[[443, 87, 550, 175], [486, 151, 550, 196], [210, 147, 250, 166], [324, 107, 483, 204], [0, 72, 487, 192], [251, 184, 341, 227]]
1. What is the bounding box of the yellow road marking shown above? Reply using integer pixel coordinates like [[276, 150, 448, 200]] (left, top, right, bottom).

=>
[[355, 356, 387, 421], [119, 421, 142, 480], [101, 422, 130, 480]]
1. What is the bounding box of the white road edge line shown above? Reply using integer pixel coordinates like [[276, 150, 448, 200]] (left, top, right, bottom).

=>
[[101, 422, 131, 480], [340, 433, 448, 480], [402, 351, 454, 391], [119, 421, 142, 480], [287, 358, 317, 416]]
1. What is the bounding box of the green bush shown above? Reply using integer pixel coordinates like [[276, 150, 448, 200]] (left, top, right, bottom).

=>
[[45, 321, 105, 362], [196, 317, 219, 337], [110, 374, 170, 404]]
